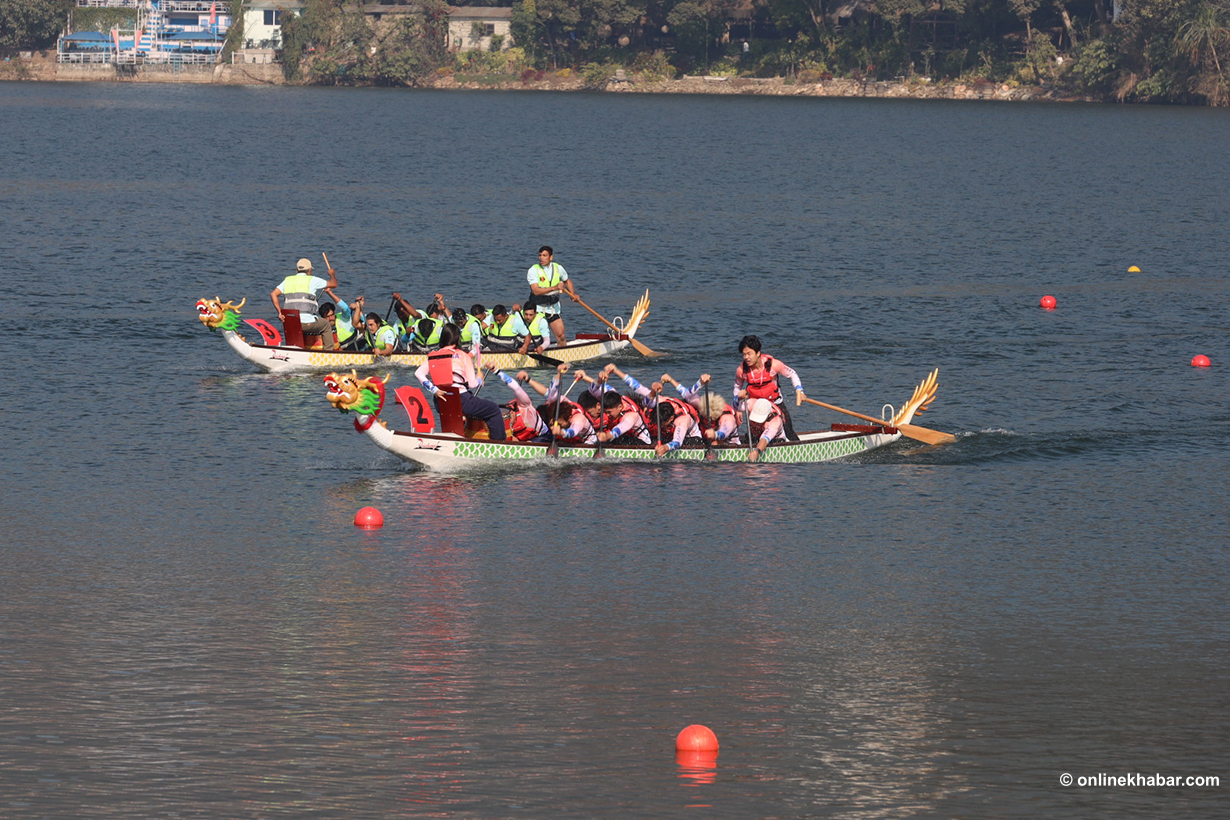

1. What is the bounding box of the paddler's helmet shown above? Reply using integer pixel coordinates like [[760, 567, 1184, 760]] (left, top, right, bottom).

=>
[[296, 258, 313, 272]]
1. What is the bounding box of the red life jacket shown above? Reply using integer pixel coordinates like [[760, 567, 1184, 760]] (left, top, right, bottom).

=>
[[553, 402, 589, 444], [701, 405, 736, 433], [604, 395, 649, 441], [652, 396, 698, 441], [749, 403, 784, 442], [509, 406, 543, 441], [739, 354, 782, 402]]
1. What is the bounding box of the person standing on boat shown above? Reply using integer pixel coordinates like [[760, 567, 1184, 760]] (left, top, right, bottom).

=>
[[414, 324, 506, 440], [271, 258, 338, 350], [734, 335, 804, 441], [526, 245, 578, 347], [747, 398, 787, 462]]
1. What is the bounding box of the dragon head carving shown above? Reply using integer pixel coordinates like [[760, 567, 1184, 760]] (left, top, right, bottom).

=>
[[196, 296, 246, 331], [325, 371, 388, 431]]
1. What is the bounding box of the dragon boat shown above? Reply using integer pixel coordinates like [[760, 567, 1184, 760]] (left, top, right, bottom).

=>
[[195, 292, 654, 374], [321, 369, 945, 472]]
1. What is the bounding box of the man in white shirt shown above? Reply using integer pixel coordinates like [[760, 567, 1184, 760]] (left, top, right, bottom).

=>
[[526, 245, 578, 346]]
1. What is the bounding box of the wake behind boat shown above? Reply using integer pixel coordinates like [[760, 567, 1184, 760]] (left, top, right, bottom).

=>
[[195, 292, 655, 374], [321, 369, 947, 472]]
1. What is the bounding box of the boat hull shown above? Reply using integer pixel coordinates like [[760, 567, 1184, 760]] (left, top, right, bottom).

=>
[[359, 421, 901, 471], [220, 329, 631, 373]]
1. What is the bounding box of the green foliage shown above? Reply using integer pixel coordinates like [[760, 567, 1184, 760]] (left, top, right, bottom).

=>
[[259, 0, 1230, 103], [0, 0, 70, 52], [630, 49, 673, 81], [281, 0, 447, 86], [455, 47, 511, 73], [1069, 38, 1115, 93], [221, 0, 243, 61], [70, 7, 136, 35], [579, 59, 617, 86]]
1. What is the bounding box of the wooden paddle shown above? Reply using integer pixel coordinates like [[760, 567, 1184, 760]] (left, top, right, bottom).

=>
[[573, 296, 665, 358], [800, 396, 957, 446]]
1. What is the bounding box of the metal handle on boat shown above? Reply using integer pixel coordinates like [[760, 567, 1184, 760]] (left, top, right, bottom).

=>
[[881, 404, 895, 423], [609, 315, 626, 340]]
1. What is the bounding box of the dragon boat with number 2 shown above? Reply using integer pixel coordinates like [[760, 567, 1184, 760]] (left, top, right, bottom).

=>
[[195, 292, 655, 373], [321, 368, 949, 471]]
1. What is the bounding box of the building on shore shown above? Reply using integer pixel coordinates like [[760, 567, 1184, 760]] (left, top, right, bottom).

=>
[[59, 0, 230, 65]]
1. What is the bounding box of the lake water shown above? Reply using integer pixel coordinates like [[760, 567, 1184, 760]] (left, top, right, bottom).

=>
[[1, 81, 1227, 818]]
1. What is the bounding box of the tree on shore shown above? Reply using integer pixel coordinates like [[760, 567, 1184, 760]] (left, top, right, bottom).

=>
[[1177, 1, 1230, 103], [0, 0, 71, 53]]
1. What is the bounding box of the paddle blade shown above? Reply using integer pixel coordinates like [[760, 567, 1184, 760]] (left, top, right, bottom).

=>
[[896, 422, 957, 446], [630, 337, 666, 358]]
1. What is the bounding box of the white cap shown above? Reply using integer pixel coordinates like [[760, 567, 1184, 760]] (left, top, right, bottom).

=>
[[749, 398, 773, 423], [296, 258, 313, 272]]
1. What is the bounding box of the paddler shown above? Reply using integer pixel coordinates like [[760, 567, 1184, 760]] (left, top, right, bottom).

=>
[[393, 292, 448, 351], [485, 304, 521, 352], [270, 257, 339, 350], [604, 365, 702, 455], [593, 365, 652, 445], [323, 290, 365, 351], [517, 299, 553, 356], [746, 398, 787, 462], [734, 334, 805, 441], [452, 307, 485, 358], [539, 364, 595, 444], [363, 312, 399, 357], [487, 366, 552, 442], [414, 324, 506, 440], [661, 373, 741, 445], [526, 245, 578, 347]]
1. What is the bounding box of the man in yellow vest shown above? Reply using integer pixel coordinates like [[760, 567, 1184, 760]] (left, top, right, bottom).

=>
[[270, 258, 339, 349], [526, 245, 578, 347]]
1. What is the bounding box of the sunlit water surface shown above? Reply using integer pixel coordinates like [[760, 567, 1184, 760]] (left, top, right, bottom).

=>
[[1, 82, 1227, 818]]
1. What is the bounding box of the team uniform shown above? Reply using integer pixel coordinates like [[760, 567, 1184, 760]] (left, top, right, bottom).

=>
[[734, 354, 803, 441], [674, 379, 742, 445], [494, 370, 551, 443]]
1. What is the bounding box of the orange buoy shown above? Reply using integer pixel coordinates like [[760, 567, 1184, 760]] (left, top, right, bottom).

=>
[[1128, 265, 1141, 272], [1192, 355, 1211, 368], [1040, 295, 1057, 310], [675, 724, 719, 753], [354, 506, 384, 528]]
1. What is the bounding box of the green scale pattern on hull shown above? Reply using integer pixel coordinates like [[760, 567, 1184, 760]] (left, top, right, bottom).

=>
[[450, 436, 870, 463]]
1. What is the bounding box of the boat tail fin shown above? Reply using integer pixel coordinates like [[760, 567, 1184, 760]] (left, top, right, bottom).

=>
[[621, 290, 651, 338], [891, 369, 940, 427]]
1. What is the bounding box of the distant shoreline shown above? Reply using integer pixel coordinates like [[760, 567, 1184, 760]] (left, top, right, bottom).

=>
[[2, 56, 1094, 103]]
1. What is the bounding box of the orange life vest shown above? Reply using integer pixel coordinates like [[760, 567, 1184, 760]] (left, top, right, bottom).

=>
[[739, 354, 782, 402], [509, 407, 544, 441]]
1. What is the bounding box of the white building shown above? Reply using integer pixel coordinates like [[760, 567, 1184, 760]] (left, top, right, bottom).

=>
[[447, 6, 513, 52]]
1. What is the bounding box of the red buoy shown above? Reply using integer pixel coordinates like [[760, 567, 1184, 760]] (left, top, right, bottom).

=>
[[1192, 355, 1211, 368], [1040, 295, 1057, 310], [675, 724, 719, 753], [354, 506, 384, 528]]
